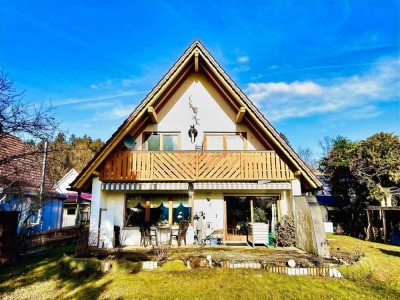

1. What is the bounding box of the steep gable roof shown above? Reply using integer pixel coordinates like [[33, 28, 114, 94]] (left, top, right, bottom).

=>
[[71, 39, 322, 190]]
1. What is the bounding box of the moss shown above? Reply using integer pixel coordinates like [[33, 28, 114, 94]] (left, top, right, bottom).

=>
[[108, 258, 141, 274], [60, 255, 101, 274], [160, 260, 188, 271]]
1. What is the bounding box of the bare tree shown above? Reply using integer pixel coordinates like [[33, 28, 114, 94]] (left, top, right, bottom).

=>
[[0, 73, 60, 254], [0, 73, 58, 143], [297, 146, 317, 171], [319, 136, 334, 159]]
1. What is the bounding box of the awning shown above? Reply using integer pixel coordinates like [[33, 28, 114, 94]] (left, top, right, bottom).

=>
[[101, 182, 189, 191], [193, 182, 291, 190]]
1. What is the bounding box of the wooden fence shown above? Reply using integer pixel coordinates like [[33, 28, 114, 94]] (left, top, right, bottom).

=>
[[22, 226, 80, 253]]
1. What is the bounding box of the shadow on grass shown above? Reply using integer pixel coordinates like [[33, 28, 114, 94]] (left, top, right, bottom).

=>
[[60, 273, 112, 300], [380, 248, 400, 257], [0, 244, 113, 298]]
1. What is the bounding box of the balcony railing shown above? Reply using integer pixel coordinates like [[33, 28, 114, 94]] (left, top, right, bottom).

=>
[[99, 151, 294, 182]]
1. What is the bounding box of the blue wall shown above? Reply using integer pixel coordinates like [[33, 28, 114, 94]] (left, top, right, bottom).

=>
[[0, 195, 65, 233]]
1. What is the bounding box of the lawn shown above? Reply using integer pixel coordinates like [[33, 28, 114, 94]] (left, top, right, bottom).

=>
[[0, 235, 399, 300]]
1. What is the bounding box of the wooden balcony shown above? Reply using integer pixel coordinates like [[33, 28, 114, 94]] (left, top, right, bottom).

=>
[[99, 151, 294, 182]]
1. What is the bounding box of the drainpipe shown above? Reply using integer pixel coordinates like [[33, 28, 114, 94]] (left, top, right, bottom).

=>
[[75, 191, 81, 226], [97, 208, 106, 248], [38, 140, 48, 223]]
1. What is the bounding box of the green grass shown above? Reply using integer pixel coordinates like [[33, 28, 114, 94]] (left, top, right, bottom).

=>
[[0, 236, 399, 299]]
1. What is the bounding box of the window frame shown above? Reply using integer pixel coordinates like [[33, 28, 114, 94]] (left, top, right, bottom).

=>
[[203, 132, 247, 150], [124, 194, 191, 227], [142, 132, 181, 151]]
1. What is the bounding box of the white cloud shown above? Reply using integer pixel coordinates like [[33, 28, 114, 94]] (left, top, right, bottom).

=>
[[55, 90, 147, 106], [246, 81, 322, 102], [237, 56, 249, 63], [245, 57, 400, 122], [122, 78, 139, 87], [90, 80, 112, 89], [93, 104, 136, 121]]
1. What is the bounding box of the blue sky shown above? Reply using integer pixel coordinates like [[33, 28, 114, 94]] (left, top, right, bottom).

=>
[[1, 0, 399, 158]]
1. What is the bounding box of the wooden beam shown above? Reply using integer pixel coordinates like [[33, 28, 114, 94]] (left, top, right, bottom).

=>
[[92, 171, 100, 176], [194, 50, 199, 72], [235, 107, 246, 123], [368, 206, 400, 211], [147, 107, 158, 123], [294, 170, 302, 176]]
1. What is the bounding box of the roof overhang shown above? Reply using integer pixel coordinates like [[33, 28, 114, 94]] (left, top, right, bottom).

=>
[[71, 39, 322, 191]]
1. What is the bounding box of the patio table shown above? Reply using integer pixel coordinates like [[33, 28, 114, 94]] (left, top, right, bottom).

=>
[[156, 225, 172, 244]]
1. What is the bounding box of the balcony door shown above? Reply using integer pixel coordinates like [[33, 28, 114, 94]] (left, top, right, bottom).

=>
[[204, 132, 247, 150], [143, 132, 180, 151], [224, 196, 251, 242]]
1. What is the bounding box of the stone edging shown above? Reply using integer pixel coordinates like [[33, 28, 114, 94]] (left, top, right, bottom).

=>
[[137, 260, 343, 278]]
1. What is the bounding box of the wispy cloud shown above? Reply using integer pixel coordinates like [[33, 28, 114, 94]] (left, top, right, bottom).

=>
[[55, 90, 148, 106], [234, 55, 250, 72], [90, 80, 112, 89], [93, 104, 137, 121], [237, 56, 249, 63], [245, 57, 400, 122]]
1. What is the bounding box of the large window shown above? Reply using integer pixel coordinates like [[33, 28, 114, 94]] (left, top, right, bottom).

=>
[[125, 194, 191, 227], [204, 132, 247, 150], [143, 132, 180, 151]]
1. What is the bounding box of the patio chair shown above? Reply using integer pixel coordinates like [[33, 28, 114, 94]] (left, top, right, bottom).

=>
[[170, 221, 189, 246], [140, 224, 157, 247]]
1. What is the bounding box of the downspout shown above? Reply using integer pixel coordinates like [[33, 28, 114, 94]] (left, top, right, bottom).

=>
[[38, 140, 48, 225], [75, 191, 81, 226]]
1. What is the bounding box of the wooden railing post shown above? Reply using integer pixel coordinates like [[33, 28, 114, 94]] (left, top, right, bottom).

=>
[[150, 152, 154, 180], [196, 151, 199, 180], [240, 151, 243, 179]]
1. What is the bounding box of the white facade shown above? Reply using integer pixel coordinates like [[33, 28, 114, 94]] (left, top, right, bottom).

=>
[[54, 169, 79, 194], [131, 73, 266, 152], [81, 42, 319, 249]]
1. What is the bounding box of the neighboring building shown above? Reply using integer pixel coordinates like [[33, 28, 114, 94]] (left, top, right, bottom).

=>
[[71, 40, 325, 251], [54, 169, 91, 227], [0, 133, 64, 233], [315, 174, 338, 233]]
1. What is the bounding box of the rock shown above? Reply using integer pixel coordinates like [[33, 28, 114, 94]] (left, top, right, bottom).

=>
[[287, 259, 296, 268]]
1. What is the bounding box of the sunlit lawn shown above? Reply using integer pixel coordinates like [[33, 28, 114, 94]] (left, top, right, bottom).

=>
[[0, 235, 399, 300]]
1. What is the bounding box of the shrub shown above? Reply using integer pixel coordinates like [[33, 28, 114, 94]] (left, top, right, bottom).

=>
[[153, 243, 170, 261], [211, 252, 227, 264], [109, 259, 142, 274], [274, 215, 296, 247], [253, 207, 267, 223], [339, 257, 374, 280], [160, 260, 187, 271], [60, 255, 101, 274]]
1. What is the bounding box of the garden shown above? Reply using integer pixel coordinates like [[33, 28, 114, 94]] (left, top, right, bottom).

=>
[[1, 234, 399, 299]]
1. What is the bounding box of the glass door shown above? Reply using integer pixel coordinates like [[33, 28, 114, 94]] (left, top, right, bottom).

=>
[[225, 196, 251, 241]]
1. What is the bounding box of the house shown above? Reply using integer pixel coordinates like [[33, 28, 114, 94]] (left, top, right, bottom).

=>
[[71, 40, 327, 254], [54, 169, 91, 227], [314, 174, 341, 233], [0, 133, 65, 233]]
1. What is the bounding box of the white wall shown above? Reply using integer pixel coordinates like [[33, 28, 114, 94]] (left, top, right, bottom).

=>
[[194, 191, 224, 230], [132, 73, 266, 151], [54, 169, 79, 194], [89, 177, 107, 246], [62, 208, 76, 227]]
